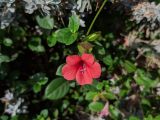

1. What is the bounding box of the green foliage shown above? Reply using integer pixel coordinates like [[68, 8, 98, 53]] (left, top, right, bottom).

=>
[[134, 69, 158, 89], [85, 91, 98, 100], [44, 78, 70, 100], [109, 105, 121, 119], [89, 102, 104, 112], [3, 38, 13, 47], [30, 73, 48, 93], [46, 14, 80, 46], [68, 14, 80, 33], [28, 37, 45, 53], [84, 32, 101, 42], [129, 116, 140, 120], [34, 109, 50, 120], [56, 28, 78, 45], [0, 1, 160, 119], [122, 60, 136, 73], [56, 64, 64, 76], [0, 54, 10, 64], [103, 55, 113, 66], [0, 116, 9, 120], [36, 16, 54, 29], [47, 32, 57, 47]]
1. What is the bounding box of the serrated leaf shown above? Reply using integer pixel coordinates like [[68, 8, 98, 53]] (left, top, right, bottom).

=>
[[36, 16, 54, 29], [44, 78, 69, 100]]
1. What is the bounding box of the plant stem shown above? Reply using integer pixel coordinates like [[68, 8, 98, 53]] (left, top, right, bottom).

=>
[[86, 0, 108, 35]]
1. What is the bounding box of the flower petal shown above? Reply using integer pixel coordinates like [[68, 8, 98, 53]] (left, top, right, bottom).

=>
[[62, 64, 78, 80], [66, 55, 81, 65], [99, 102, 109, 117], [76, 67, 93, 85], [88, 62, 101, 78], [81, 53, 94, 65]]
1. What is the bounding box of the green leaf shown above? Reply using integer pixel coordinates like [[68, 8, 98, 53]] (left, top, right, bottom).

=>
[[30, 73, 48, 92], [96, 82, 104, 90], [44, 78, 70, 100], [142, 98, 151, 106], [38, 79, 48, 85], [0, 115, 9, 120], [134, 69, 157, 89], [12, 27, 26, 37], [53, 109, 59, 118], [84, 32, 101, 42], [56, 64, 64, 76], [68, 14, 80, 33], [109, 105, 120, 119], [82, 80, 98, 91], [85, 91, 98, 100], [155, 115, 160, 120], [33, 84, 41, 93], [145, 115, 153, 120], [40, 109, 48, 118], [0, 54, 10, 64], [103, 55, 113, 66], [47, 33, 57, 47], [36, 16, 54, 29], [103, 92, 116, 100], [28, 37, 45, 53], [89, 102, 103, 112], [3, 38, 13, 47], [56, 28, 78, 45], [11, 116, 18, 120], [123, 60, 136, 73]]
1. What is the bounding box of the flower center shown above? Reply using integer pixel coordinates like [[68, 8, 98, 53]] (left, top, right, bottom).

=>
[[79, 63, 86, 74]]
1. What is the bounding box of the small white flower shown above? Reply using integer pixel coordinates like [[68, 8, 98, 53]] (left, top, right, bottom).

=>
[[0, 90, 14, 102], [5, 98, 27, 116], [110, 86, 120, 94], [77, 0, 92, 13], [1, 90, 27, 116], [80, 19, 86, 27], [132, 2, 160, 30]]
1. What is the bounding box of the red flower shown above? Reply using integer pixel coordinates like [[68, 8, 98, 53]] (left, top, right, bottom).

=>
[[62, 53, 101, 85]]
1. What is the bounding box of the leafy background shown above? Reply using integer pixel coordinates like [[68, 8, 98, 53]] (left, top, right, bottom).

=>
[[0, 0, 160, 120]]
